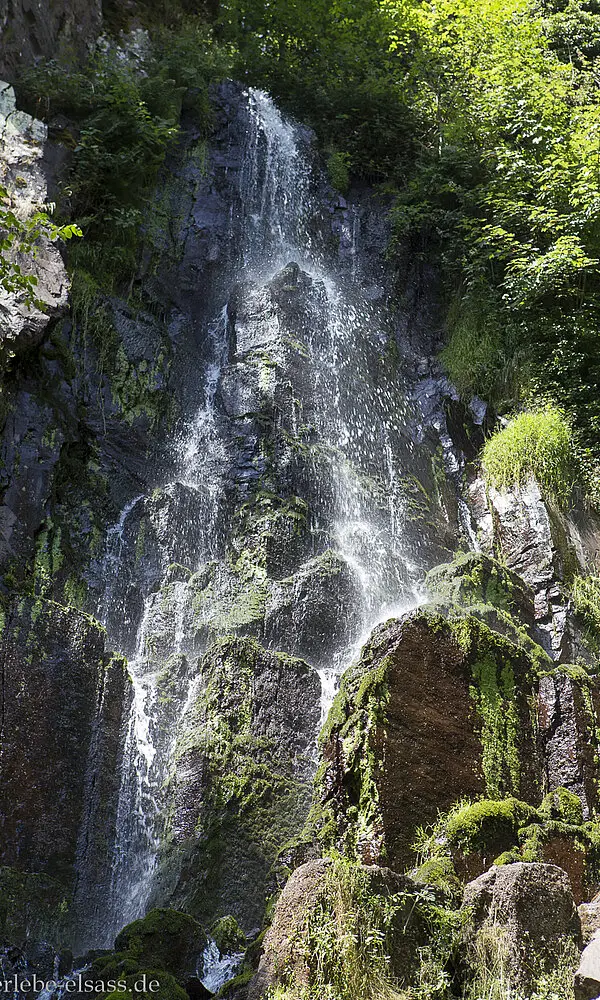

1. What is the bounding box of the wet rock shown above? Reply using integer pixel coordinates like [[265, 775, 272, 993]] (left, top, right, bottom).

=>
[[462, 863, 581, 992], [312, 610, 542, 869], [156, 637, 320, 931], [248, 859, 429, 1000], [264, 550, 363, 665], [425, 551, 537, 630], [0, 597, 130, 887], [468, 479, 570, 658], [114, 908, 206, 982], [538, 666, 600, 820]]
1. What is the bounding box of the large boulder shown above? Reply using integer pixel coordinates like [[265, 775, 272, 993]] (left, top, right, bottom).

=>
[[155, 637, 320, 931], [311, 609, 542, 869], [462, 863, 581, 992], [248, 858, 430, 1000], [114, 908, 205, 981]]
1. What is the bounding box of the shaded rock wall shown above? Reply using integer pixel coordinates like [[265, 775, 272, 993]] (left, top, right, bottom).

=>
[[0, 597, 131, 888], [0, 0, 102, 79], [154, 637, 320, 932]]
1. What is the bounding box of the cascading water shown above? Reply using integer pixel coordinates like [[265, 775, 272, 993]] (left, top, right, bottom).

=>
[[78, 85, 431, 955]]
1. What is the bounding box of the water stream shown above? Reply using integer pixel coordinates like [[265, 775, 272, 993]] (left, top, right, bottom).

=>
[[78, 86, 427, 956]]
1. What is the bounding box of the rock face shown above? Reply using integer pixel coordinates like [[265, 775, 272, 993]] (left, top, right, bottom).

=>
[[312, 609, 542, 869], [0, 597, 130, 887], [538, 666, 600, 821], [0, 596, 131, 957], [462, 863, 581, 991], [0, 1, 102, 78], [155, 637, 320, 932], [248, 859, 430, 1000]]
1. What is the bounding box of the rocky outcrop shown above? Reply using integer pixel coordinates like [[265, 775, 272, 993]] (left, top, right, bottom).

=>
[[311, 609, 542, 869], [155, 637, 320, 932], [76, 908, 204, 1000], [0, 81, 70, 357], [248, 858, 430, 1000], [462, 863, 581, 992], [0, 597, 131, 905]]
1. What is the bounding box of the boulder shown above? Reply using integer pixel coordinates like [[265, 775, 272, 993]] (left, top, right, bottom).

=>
[[312, 610, 542, 869], [462, 862, 581, 991], [114, 908, 205, 982], [248, 859, 429, 1000], [576, 932, 600, 1000], [156, 637, 320, 931]]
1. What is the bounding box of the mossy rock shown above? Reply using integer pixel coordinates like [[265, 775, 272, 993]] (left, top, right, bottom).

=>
[[425, 552, 535, 620], [539, 787, 584, 826], [310, 609, 542, 870], [103, 971, 188, 1000], [211, 915, 247, 957], [0, 866, 70, 951], [114, 908, 206, 982]]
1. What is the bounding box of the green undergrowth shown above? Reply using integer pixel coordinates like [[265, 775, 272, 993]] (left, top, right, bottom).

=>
[[268, 856, 460, 1000], [481, 407, 580, 509], [571, 574, 600, 649]]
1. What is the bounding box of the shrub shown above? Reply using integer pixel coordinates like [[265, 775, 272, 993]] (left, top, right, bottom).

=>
[[481, 407, 579, 508], [571, 574, 600, 638]]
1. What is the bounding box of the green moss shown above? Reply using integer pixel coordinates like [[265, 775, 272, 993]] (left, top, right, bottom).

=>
[[425, 552, 531, 618], [448, 615, 537, 799], [412, 855, 462, 899], [443, 798, 537, 855], [170, 637, 315, 926], [114, 908, 204, 980], [572, 574, 600, 647], [539, 787, 584, 826]]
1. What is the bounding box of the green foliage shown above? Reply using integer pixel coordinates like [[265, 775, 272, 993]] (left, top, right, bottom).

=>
[[539, 786, 584, 826], [572, 574, 600, 637], [0, 185, 81, 307], [481, 407, 579, 507], [270, 856, 458, 1000], [326, 151, 352, 195]]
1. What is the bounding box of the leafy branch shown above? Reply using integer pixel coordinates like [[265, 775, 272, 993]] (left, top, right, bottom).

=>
[[0, 185, 82, 309]]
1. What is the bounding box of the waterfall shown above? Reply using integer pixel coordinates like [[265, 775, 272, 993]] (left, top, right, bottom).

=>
[[76, 85, 425, 951]]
